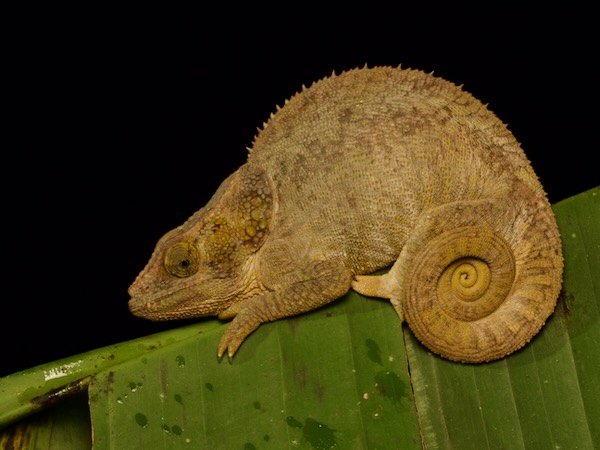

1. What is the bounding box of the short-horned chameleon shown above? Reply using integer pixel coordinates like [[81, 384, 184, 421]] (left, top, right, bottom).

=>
[[129, 66, 563, 363]]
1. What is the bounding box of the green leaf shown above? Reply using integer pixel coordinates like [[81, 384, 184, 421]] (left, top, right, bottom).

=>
[[1, 187, 598, 449], [405, 186, 600, 449], [88, 292, 422, 449]]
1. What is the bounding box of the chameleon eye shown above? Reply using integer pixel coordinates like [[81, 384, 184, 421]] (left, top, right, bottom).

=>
[[164, 241, 199, 278]]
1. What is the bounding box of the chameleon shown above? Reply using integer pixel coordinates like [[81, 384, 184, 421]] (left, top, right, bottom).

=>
[[128, 66, 563, 363]]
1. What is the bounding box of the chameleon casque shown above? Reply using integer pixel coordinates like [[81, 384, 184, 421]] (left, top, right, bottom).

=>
[[129, 66, 563, 363]]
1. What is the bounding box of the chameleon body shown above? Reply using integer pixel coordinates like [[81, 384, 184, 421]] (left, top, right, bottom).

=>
[[129, 67, 563, 363]]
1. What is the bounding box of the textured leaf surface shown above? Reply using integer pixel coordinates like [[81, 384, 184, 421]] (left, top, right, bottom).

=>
[[1, 187, 598, 449], [406, 186, 599, 449], [89, 293, 422, 449]]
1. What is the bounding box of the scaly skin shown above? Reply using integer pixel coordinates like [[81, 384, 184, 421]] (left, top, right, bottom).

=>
[[128, 67, 563, 362]]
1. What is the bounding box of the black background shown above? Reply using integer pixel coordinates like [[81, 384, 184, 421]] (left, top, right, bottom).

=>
[[2, 7, 597, 376]]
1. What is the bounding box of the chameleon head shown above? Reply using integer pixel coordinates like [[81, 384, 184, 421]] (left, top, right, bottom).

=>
[[128, 167, 275, 321]]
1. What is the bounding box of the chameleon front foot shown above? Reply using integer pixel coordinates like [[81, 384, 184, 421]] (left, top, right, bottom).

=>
[[217, 313, 262, 361]]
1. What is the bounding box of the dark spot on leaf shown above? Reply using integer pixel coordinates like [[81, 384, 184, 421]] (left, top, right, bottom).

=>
[[174, 394, 183, 405], [303, 417, 337, 449], [128, 381, 142, 393], [556, 289, 574, 323], [366, 338, 382, 365], [176, 355, 186, 368], [135, 413, 148, 427], [286, 416, 303, 429], [314, 383, 325, 402], [374, 370, 406, 407], [243, 443, 257, 450], [286, 416, 338, 449], [205, 382, 214, 392], [263, 434, 270, 442], [293, 363, 308, 389], [171, 425, 182, 435]]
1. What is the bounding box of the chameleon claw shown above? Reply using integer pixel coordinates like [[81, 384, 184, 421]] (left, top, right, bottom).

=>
[[217, 317, 258, 361], [217, 340, 239, 363]]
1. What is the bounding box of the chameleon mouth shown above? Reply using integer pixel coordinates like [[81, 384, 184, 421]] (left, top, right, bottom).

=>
[[127, 274, 204, 320], [128, 288, 226, 321], [129, 289, 196, 320]]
